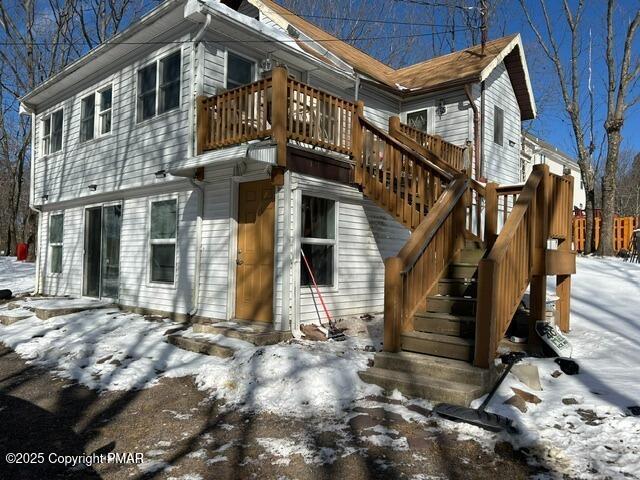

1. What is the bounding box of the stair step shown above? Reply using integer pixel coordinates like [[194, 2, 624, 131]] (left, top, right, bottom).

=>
[[401, 331, 474, 361], [358, 367, 485, 406], [437, 278, 477, 297], [372, 351, 490, 386], [454, 248, 486, 264], [166, 333, 236, 358], [447, 262, 479, 279], [427, 295, 476, 316], [413, 311, 475, 337], [465, 239, 484, 249]]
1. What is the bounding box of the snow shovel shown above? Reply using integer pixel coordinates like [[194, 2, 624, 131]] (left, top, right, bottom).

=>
[[434, 351, 526, 434]]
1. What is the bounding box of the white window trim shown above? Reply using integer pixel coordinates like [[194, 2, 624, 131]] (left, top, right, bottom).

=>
[[40, 108, 64, 158], [401, 106, 436, 135], [97, 84, 114, 137], [224, 48, 258, 91], [299, 193, 339, 290], [136, 48, 183, 124], [148, 197, 178, 287], [48, 212, 64, 276]]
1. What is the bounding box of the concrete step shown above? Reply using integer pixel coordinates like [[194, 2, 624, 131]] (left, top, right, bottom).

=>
[[372, 351, 491, 386], [358, 366, 485, 406], [413, 311, 475, 337], [447, 262, 479, 279], [166, 333, 236, 358], [427, 296, 477, 316], [30, 299, 114, 320], [401, 331, 474, 361], [0, 308, 33, 325], [192, 321, 291, 346], [437, 278, 477, 297], [454, 248, 485, 264]]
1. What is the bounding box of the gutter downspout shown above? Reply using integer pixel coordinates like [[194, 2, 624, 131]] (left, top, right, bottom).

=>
[[464, 84, 481, 180], [354, 73, 360, 101], [190, 13, 212, 157], [188, 177, 204, 318], [24, 107, 43, 295], [186, 13, 211, 319], [480, 80, 486, 180]]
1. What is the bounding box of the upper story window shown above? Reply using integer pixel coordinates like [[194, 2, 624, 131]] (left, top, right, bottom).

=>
[[493, 106, 504, 146], [80, 86, 113, 143], [41, 109, 63, 156], [226, 52, 254, 90], [300, 195, 336, 287], [137, 50, 181, 122], [406, 109, 429, 133]]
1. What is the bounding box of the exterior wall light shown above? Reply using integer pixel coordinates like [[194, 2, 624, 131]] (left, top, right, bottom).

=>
[[88, 184, 98, 191], [155, 169, 167, 179]]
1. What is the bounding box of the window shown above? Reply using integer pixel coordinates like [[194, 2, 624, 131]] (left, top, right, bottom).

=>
[[493, 106, 504, 146], [300, 196, 336, 287], [49, 214, 64, 274], [80, 94, 95, 142], [137, 63, 157, 121], [406, 109, 429, 133], [98, 87, 112, 135], [137, 51, 181, 122], [159, 51, 181, 113], [226, 52, 254, 90], [149, 199, 177, 283], [41, 109, 63, 156]]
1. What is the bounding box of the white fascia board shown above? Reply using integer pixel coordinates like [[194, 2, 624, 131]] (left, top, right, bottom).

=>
[[478, 34, 537, 119]]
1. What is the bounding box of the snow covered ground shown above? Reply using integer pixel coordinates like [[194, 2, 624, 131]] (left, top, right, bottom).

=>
[[0, 256, 35, 294], [0, 256, 639, 478]]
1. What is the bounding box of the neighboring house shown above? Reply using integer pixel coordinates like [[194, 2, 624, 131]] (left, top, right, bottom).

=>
[[522, 133, 586, 209], [20, 0, 564, 404]]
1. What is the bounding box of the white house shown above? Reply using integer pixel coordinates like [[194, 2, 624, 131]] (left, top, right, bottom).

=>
[[20, 0, 537, 340], [522, 133, 586, 209]]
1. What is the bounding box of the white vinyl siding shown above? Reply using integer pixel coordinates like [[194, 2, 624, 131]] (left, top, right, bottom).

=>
[[482, 62, 521, 184], [32, 31, 192, 204]]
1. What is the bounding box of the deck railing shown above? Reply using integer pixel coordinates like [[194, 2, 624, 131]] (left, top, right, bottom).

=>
[[355, 117, 454, 231], [397, 122, 467, 172], [197, 67, 356, 161], [383, 175, 468, 351], [474, 164, 575, 368]]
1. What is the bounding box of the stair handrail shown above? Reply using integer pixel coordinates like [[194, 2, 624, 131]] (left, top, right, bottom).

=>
[[474, 165, 546, 368], [358, 116, 454, 181], [384, 174, 468, 352]]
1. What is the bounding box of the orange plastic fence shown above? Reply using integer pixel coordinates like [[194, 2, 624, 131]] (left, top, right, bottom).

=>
[[573, 215, 639, 252]]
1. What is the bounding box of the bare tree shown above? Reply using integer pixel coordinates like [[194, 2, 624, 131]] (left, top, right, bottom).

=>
[[519, 0, 598, 253], [0, 0, 148, 256], [598, 0, 640, 255]]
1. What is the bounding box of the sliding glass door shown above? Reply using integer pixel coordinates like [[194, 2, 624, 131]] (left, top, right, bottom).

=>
[[83, 204, 122, 299]]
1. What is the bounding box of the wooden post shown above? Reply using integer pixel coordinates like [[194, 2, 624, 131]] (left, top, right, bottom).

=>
[[383, 257, 403, 352], [556, 174, 573, 332], [529, 164, 550, 349], [484, 182, 498, 251], [389, 116, 401, 137], [196, 95, 209, 155], [474, 258, 496, 368], [464, 140, 473, 178], [271, 66, 288, 167], [352, 101, 365, 185]]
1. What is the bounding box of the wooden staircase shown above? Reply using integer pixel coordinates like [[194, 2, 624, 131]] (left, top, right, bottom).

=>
[[353, 118, 576, 406]]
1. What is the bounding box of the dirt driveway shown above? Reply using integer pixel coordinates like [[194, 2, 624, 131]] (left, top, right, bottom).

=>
[[0, 345, 552, 479]]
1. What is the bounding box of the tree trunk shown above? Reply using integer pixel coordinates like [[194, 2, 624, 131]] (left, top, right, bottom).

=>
[[584, 191, 596, 253], [599, 128, 622, 256]]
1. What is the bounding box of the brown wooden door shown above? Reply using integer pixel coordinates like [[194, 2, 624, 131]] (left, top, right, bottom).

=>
[[235, 179, 275, 322]]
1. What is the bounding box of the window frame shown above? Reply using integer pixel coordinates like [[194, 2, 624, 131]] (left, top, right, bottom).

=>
[[49, 213, 64, 275], [401, 106, 435, 135], [79, 93, 96, 143], [136, 48, 183, 124], [493, 106, 504, 146], [224, 49, 257, 90], [97, 85, 113, 136], [40, 108, 64, 157], [148, 197, 178, 286], [300, 194, 338, 289]]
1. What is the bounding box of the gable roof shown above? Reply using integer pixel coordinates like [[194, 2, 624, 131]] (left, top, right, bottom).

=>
[[250, 0, 536, 119]]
